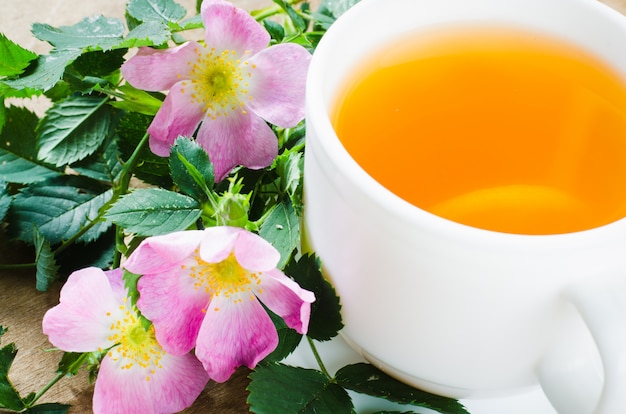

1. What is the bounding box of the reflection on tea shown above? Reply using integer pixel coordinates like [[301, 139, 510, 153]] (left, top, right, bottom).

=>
[[332, 26, 626, 234]]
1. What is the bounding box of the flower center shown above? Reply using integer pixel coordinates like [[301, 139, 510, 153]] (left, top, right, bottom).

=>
[[105, 300, 165, 380], [186, 250, 262, 305], [181, 45, 256, 120]]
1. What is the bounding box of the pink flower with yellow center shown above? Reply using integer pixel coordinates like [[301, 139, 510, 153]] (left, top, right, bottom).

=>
[[121, 0, 311, 181], [123, 226, 315, 382], [42, 268, 209, 414]]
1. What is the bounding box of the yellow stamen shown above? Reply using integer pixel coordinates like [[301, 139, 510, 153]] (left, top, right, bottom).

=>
[[186, 249, 261, 303], [107, 302, 166, 382], [187, 45, 256, 119]]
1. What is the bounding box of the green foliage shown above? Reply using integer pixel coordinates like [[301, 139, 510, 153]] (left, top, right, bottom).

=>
[[0, 328, 69, 413], [8, 176, 112, 245], [248, 363, 354, 414], [285, 254, 344, 341], [0, 33, 38, 77], [0, 106, 62, 184], [107, 84, 163, 115], [169, 136, 215, 202], [0, 182, 10, 222], [336, 363, 470, 414], [4, 50, 82, 92], [33, 227, 60, 291], [119, 20, 171, 48], [70, 127, 123, 182], [262, 309, 303, 363], [116, 111, 172, 188], [32, 16, 125, 51], [320, 0, 361, 18], [37, 95, 111, 167], [126, 0, 188, 24], [105, 188, 202, 236], [259, 200, 300, 269]]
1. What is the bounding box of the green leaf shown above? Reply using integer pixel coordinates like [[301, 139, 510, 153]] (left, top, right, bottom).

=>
[[0, 98, 5, 133], [263, 309, 303, 363], [321, 0, 361, 18], [8, 176, 113, 245], [123, 269, 143, 307], [116, 111, 172, 188], [0, 182, 10, 222], [248, 364, 354, 414], [107, 83, 163, 116], [0, 340, 25, 411], [71, 127, 123, 182], [263, 20, 285, 42], [121, 20, 171, 48], [3, 49, 82, 92], [259, 199, 299, 269], [127, 0, 187, 23], [37, 95, 111, 166], [274, 148, 304, 213], [105, 188, 201, 236], [170, 137, 214, 202], [284, 254, 343, 341], [70, 49, 126, 79], [55, 229, 115, 277], [0, 33, 38, 77], [336, 363, 470, 414], [32, 16, 125, 52], [24, 402, 70, 414], [0, 105, 62, 183], [33, 227, 60, 291], [272, 0, 307, 32]]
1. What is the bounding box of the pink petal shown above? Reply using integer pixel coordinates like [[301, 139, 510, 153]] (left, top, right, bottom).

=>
[[136, 260, 210, 355], [197, 226, 240, 263], [233, 230, 280, 272], [124, 230, 204, 275], [93, 351, 208, 414], [196, 109, 278, 181], [147, 82, 206, 156], [246, 43, 311, 127], [42, 267, 124, 352], [201, 1, 269, 57], [256, 268, 315, 334], [104, 268, 128, 303], [121, 42, 201, 91], [195, 294, 278, 382]]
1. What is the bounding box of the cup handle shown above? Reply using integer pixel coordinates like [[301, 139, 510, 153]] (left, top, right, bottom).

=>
[[538, 273, 626, 414]]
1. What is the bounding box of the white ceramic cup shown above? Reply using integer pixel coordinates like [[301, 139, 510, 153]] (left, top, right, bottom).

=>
[[303, 0, 626, 412]]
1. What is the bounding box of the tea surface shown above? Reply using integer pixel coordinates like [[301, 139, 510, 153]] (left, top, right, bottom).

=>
[[332, 26, 626, 234]]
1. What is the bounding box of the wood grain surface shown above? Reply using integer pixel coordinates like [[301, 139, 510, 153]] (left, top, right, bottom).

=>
[[1, 0, 626, 413]]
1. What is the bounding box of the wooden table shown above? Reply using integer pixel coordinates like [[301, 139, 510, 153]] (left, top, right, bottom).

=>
[[2, 0, 626, 412]]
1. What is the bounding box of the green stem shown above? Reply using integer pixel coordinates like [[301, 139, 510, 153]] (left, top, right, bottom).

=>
[[112, 132, 151, 267], [25, 372, 65, 408], [26, 352, 91, 408], [53, 132, 150, 263], [307, 336, 332, 380], [251, 0, 303, 21]]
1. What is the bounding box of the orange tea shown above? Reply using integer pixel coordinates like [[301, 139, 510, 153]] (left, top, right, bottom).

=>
[[332, 26, 626, 235]]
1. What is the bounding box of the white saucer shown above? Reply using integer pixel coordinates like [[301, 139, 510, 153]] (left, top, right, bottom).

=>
[[284, 335, 556, 414]]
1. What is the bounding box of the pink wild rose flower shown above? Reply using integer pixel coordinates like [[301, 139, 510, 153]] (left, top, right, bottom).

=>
[[123, 227, 315, 382], [42, 267, 209, 414], [121, 0, 311, 181]]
